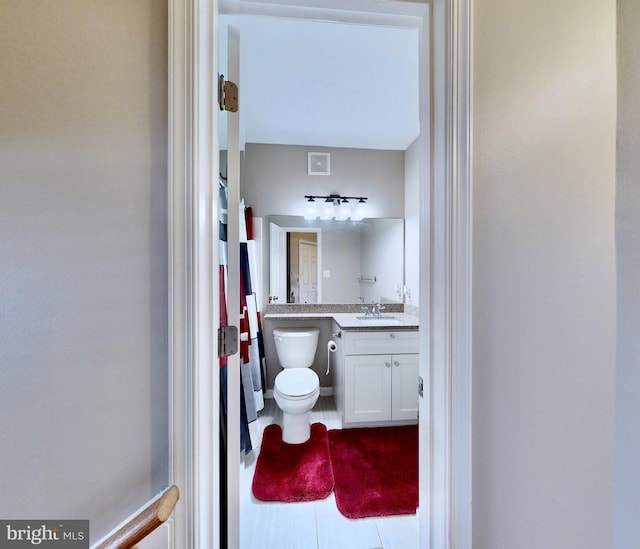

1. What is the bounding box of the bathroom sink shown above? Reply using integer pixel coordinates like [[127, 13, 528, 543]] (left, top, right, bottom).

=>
[[355, 316, 401, 324]]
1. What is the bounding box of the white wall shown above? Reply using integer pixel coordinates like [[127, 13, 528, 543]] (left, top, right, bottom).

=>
[[0, 1, 169, 542], [472, 2, 617, 548], [614, 2, 640, 547]]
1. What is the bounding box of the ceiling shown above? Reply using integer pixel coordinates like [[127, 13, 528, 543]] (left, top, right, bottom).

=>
[[219, 15, 420, 151]]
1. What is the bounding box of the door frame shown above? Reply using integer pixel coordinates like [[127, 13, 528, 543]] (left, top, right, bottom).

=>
[[168, 0, 472, 547]]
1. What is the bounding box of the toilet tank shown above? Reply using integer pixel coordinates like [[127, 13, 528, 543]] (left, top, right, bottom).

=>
[[273, 328, 320, 368]]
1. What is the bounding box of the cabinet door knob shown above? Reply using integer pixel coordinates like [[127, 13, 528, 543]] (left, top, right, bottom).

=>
[[386, 362, 391, 368], [389, 333, 396, 339], [394, 361, 400, 367]]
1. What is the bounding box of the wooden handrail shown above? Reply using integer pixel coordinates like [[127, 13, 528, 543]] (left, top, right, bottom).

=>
[[96, 485, 179, 549]]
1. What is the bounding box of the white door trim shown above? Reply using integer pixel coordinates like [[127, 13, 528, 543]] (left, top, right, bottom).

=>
[[168, 0, 472, 547], [450, 3, 473, 546], [168, 0, 218, 547], [423, 1, 473, 548]]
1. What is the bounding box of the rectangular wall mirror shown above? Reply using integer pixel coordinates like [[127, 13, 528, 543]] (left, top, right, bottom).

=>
[[268, 215, 405, 305]]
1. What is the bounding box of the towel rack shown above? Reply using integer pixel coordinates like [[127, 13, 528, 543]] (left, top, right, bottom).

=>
[[357, 276, 377, 283]]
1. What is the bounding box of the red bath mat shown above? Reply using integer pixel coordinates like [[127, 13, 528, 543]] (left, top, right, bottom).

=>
[[328, 425, 418, 519], [252, 422, 334, 502]]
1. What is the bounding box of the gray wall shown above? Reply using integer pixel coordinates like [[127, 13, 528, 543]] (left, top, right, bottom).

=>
[[320, 228, 362, 303], [262, 318, 334, 390], [614, 2, 640, 547], [0, 1, 169, 542], [360, 218, 404, 303], [4, 3, 635, 547], [473, 1, 617, 548], [244, 144, 406, 309], [241, 143, 405, 218]]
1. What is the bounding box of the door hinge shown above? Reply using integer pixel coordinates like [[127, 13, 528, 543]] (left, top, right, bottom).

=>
[[218, 74, 238, 112], [218, 325, 239, 358], [418, 375, 424, 398]]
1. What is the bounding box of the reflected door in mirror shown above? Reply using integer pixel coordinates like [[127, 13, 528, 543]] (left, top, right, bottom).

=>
[[269, 222, 287, 303], [298, 240, 317, 303]]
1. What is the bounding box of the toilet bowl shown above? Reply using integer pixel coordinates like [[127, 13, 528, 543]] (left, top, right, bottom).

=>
[[273, 328, 320, 444]]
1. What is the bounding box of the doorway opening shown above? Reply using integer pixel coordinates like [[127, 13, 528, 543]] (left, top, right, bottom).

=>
[[220, 3, 427, 547], [167, 1, 472, 548]]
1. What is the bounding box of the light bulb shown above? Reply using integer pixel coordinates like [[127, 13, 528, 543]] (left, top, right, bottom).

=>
[[320, 200, 334, 220], [352, 199, 367, 221], [304, 198, 317, 220], [335, 199, 351, 220]]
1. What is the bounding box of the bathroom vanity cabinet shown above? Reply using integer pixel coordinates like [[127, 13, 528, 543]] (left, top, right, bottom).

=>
[[332, 323, 419, 427]]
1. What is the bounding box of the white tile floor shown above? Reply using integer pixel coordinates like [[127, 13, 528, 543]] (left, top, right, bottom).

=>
[[239, 396, 419, 549]]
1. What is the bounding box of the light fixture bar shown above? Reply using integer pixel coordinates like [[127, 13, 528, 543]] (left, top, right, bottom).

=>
[[303, 194, 368, 221], [304, 194, 368, 202]]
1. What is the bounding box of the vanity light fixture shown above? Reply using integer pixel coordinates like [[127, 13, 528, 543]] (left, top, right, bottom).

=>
[[303, 194, 368, 221]]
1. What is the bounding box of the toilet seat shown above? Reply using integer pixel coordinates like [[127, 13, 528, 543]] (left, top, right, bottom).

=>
[[274, 369, 319, 400]]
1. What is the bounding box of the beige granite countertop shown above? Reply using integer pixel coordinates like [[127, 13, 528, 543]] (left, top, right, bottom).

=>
[[263, 311, 419, 331]]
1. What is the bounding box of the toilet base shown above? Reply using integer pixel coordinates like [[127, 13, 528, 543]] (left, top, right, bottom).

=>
[[282, 411, 311, 444]]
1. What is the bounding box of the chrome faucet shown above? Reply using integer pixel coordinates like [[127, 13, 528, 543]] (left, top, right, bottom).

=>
[[360, 302, 385, 317]]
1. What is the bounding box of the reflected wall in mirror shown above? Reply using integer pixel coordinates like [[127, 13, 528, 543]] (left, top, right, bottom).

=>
[[269, 215, 404, 305]]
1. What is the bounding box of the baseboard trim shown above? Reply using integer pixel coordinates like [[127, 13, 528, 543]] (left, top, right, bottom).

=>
[[136, 519, 173, 549]]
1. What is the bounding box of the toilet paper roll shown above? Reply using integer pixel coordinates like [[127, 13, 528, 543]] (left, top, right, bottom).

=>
[[326, 340, 337, 375]]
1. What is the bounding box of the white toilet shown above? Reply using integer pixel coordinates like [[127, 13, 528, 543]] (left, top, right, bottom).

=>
[[273, 327, 320, 444]]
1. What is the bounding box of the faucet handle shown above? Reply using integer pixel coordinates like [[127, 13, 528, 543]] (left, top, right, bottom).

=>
[[360, 305, 370, 316]]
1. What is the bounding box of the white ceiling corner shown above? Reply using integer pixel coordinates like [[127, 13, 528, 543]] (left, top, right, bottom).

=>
[[219, 14, 420, 151]]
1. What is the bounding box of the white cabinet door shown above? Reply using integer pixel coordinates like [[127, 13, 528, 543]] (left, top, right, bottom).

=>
[[391, 353, 419, 421], [345, 354, 392, 423]]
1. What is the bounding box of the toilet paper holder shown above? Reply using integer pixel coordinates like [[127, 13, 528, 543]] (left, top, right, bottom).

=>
[[326, 338, 338, 375]]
